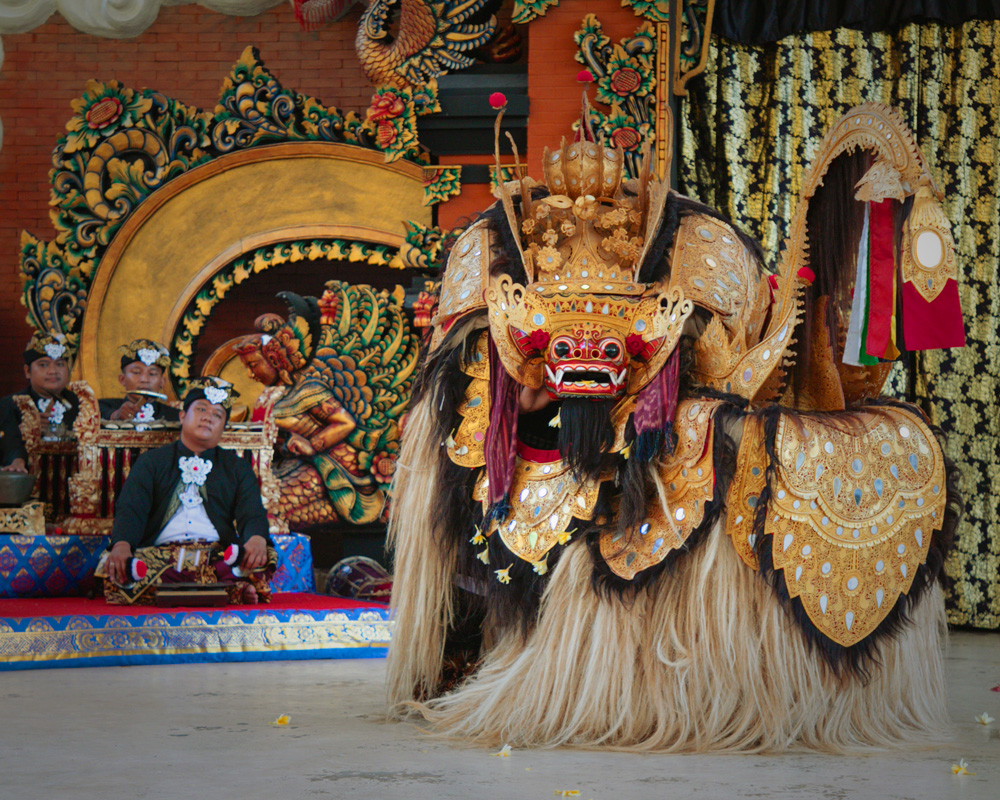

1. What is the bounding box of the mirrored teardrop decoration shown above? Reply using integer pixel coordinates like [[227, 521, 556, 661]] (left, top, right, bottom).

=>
[[795, 451, 805, 471], [908, 454, 919, 472], [854, 487, 863, 507], [833, 476, 842, 497], [873, 478, 883, 498], [890, 464, 899, 479]]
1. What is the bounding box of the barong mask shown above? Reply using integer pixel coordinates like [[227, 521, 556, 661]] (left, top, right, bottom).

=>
[[483, 138, 693, 400]]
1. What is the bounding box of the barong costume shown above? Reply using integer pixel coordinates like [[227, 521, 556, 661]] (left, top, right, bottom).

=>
[[387, 103, 963, 752], [0, 333, 79, 467]]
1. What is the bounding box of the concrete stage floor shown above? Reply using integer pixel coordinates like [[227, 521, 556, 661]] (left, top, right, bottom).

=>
[[1, 631, 996, 799]]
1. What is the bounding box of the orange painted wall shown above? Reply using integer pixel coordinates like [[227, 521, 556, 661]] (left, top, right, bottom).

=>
[[526, 0, 640, 176], [0, 4, 373, 395]]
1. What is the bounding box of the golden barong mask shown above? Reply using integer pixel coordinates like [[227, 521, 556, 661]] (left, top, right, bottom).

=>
[[485, 136, 692, 397], [486, 277, 691, 397]]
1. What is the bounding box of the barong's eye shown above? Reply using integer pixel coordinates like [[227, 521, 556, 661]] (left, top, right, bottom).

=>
[[553, 340, 571, 358], [603, 342, 621, 360]]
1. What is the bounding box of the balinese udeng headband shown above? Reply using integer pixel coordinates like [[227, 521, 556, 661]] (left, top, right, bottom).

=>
[[183, 377, 238, 418], [119, 339, 171, 371], [24, 332, 72, 366]]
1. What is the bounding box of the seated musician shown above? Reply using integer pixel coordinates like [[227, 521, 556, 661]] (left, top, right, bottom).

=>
[[97, 377, 276, 605], [99, 339, 180, 423], [0, 332, 79, 474]]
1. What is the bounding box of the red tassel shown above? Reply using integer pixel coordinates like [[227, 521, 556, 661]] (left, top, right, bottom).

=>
[[634, 348, 680, 440], [484, 339, 520, 506], [864, 199, 897, 359]]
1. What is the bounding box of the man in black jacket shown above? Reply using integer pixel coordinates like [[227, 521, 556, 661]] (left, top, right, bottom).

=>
[[99, 377, 275, 605], [0, 332, 80, 473], [98, 338, 180, 423]]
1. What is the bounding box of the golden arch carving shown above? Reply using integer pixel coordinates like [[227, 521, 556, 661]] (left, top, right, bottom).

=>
[[78, 142, 431, 400]]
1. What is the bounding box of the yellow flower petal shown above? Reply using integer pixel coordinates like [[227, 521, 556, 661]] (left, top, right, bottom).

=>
[[477, 547, 490, 564], [270, 714, 291, 725], [491, 744, 512, 757], [554, 792, 581, 797], [951, 758, 976, 775], [495, 564, 512, 584], [975, 712, 995, 725]]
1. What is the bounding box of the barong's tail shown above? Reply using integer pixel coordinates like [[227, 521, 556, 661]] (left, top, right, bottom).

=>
[[414, 521, 949, 753], [386, 387, 456, 715]]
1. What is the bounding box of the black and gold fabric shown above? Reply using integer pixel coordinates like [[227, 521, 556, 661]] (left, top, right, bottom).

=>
[[678, 20, 1000, 628]]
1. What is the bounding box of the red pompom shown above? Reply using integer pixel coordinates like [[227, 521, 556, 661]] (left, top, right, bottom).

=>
[[797, 266, 816, 283], [577, 69, 594, 83], [489, 92, 507, 109], [223, 544, 240, 566], [131, 558, 148, 582]]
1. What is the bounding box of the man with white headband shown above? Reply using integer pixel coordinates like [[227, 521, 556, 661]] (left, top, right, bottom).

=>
[[99, 338, 180, 424], [0, 332, 79, 472], [97, 377, 276, 605]]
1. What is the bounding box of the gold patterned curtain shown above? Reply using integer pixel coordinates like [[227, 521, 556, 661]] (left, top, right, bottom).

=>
[[678, 21, 1000, 629]]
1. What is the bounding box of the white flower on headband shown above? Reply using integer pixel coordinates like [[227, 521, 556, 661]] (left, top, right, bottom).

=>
[[204, 386, 227, 405], [137, 347, 160, 366], [43, 343, 66, 359]]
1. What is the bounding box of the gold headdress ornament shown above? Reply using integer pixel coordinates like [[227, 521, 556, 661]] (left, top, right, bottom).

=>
[[483, 89, 692, 398], [184, 376, 239, 410], [119, 338, 171, 370], [24, 331, 72, 363]]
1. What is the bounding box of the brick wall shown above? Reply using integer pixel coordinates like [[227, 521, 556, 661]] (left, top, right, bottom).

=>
[[0, 3, 373, 395]]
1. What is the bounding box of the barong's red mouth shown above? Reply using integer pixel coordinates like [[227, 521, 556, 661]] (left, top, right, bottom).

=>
[[543, 362, 626, 397], [543, 333, 628, 398]]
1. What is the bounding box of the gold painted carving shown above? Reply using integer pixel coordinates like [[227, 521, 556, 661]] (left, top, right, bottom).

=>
[[724, 413, 767, 571], [475, 458, 603, 568], [670, 213, 805, 404], [601, 398, 720, 579], [0, 502, 45, 536], [434, 222, 492, 328], [447, 331, 490, 469], [486, 275, 693, 395], [900, 186, 959, 303], [77, 143, 430, 400], [767, 406, 946, 647]]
